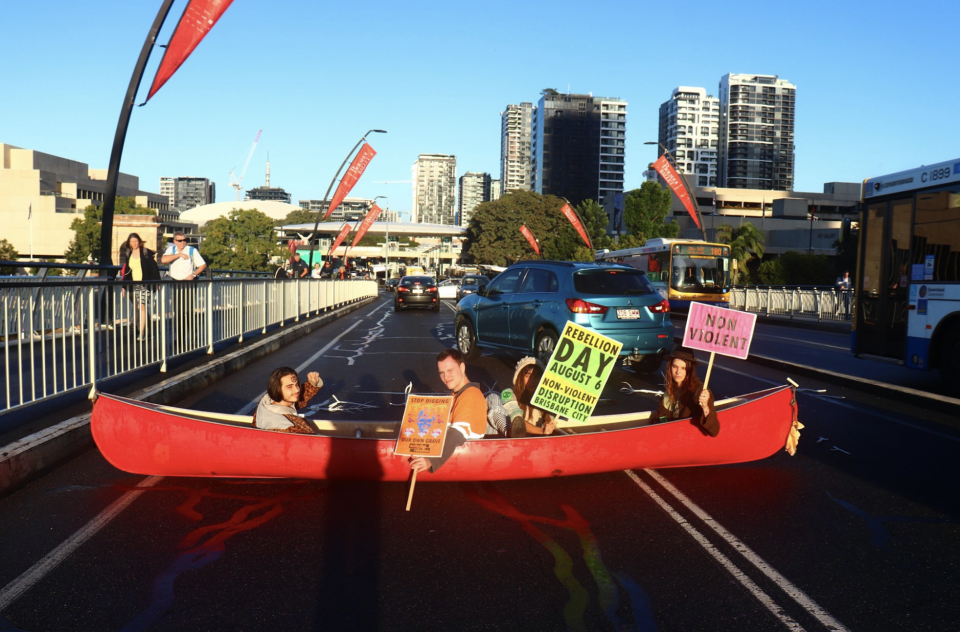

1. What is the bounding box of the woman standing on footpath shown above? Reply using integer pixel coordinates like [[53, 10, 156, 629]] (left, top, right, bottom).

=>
[[656, 349, 719, 437], [118, 233, 160, 341]]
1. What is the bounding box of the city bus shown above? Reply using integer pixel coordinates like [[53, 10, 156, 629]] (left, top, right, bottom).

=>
[[595, 238, 732, 310], [854, 157, 960, 393]]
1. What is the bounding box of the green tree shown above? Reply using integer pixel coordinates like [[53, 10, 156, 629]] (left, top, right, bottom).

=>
[[757, 258, 786, 285], [576, 199, 614, 251], [201, 208, 287, 272], [64, 197, 156, 264], [463, 191, 594, 265], [0, 239, 19, 275], [277, 208, 318, 226], [622, 181, 679, 242], [716, 222, 765, 284]]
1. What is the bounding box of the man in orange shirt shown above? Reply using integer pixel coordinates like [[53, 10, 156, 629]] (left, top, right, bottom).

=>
[[409, 348, 487, 473]]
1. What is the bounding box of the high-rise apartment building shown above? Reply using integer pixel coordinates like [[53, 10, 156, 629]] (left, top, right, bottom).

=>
[[490, 179, 501, 202], [657, 87, 719, 188], [412, 154, 457, 224], [160, 176, 215, 214], [500, 103, 535, 192], [531, 93, 626, 206], [717, 73, 796, 190], [298, 197, 375, 223], [457, 172, 491, 226]]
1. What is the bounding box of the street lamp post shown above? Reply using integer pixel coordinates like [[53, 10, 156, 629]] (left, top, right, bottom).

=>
[[644, 141, 708, 241], [306, 129, 387, 268]]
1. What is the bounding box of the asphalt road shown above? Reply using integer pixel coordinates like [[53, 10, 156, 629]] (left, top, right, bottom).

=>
[[1, 293, 959, 631]]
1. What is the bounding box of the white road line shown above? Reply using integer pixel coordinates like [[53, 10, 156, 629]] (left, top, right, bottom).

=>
[[715, 363, 960, 443], [642, 469, 850, 632], [0, 299, 392, 612], [236, 300, 391, 415], [0, 475, 163, 611], [622, 470, 806, 631], [754, 333, 848, 351]]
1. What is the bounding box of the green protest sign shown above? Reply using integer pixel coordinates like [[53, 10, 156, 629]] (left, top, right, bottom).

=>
[[531, 322, 623, 423]]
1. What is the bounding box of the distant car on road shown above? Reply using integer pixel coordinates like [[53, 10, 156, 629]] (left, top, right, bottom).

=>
[[454, 260, 674, 372], [437, 279, 460, 299], [385, 278, 399, 292], [456, 274, 490, 301], [394, 276, 440, 312]]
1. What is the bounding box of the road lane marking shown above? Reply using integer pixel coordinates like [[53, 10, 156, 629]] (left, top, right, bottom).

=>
[[0, 299, 393, 613], [0, 475, 164, 612], [235, 299, 392, 415], [714, 364, 960, 443], [754, 333, 848, 351], [622, 470, 806, 631], [642, 469, 850, 632]]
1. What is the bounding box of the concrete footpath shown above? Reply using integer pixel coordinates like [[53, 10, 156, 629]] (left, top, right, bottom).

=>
[[0, 296, 378, 497]]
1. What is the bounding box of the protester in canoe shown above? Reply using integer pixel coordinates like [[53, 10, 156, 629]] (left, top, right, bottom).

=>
[[656, 349, 719, 436], [408, 349, 488, 473], [253, 367, 323, 434], [486, 357, 557, 437]]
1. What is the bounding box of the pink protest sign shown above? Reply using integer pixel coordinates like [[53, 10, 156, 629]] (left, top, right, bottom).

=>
[[682, 302, 757, 360]]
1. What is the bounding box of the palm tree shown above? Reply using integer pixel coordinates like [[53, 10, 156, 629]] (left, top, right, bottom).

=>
[[716, 222, 765, 284]]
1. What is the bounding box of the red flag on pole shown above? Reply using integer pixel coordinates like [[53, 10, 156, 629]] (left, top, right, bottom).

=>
[[325, 143, 377, 221], [145, 0, 235, 103], [559, 203, 592, 249], [351, 204, 383, 248], [652, 155, 701, 230], [519, 224, 541, 255], [328, 223, 353, 257]]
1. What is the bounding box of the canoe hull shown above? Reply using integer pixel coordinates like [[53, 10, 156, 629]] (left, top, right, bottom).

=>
[[91, 387, 798, 481]]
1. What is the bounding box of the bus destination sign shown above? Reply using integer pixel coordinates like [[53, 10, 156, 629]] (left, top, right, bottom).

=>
[[675, 244, 728, 257]]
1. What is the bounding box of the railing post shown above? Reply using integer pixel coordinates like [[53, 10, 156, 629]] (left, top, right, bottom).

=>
[[765, 286, 771, 317], [262, 280, 268, 334], [815, 288, 823, 322], [160, 283, 168, 372], [295, 277, 301, 322], [280, 280, 286, 327], [238, 281, 245, 343], [206, 279, 214, 354], [88, 287, 97, 400]]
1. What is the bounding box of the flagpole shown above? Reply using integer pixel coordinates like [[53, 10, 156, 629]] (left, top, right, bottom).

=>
[[644, 141, 707, 241], [29, 204, 33, 260], [97, 0, 176, 270], [306, 129, 387, 268]]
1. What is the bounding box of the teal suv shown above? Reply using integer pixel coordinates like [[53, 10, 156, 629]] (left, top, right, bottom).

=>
[[454, 261, 674, 372]]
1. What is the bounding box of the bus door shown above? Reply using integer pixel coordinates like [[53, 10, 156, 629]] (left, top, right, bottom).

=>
[[856, 197, 912, 360]]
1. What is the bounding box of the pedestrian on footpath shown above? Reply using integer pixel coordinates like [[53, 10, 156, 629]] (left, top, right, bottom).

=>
[[835, 271, 852, 317], [290, 253, 309, 279], [118, 232, 161, 341], [160, 231, 206, 346]]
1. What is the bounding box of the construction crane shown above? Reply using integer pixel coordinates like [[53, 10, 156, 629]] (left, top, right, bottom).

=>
[[229, 130, 262, 201]]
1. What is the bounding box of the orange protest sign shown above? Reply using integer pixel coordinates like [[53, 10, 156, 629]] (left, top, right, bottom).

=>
[[394, 395, 454, 457]]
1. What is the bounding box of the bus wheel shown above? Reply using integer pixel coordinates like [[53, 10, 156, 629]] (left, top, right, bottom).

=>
[[941, 324, 960, 397]]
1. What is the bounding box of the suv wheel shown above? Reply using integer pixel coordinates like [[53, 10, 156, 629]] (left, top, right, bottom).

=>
[[456, 317, 481, 360], [535, 328, 558, 365]]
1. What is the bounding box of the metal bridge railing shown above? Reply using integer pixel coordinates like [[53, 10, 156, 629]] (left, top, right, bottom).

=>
[[0, 277, 377, 414], [728, 286, 853, 323]]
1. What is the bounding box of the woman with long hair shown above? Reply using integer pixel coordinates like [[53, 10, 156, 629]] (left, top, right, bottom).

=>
[[118, 232, 160, 340], [656, 349, 719, 436], [486, 357, 557, 437]]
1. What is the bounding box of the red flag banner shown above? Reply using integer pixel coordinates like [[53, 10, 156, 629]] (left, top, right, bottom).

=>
[[351, 204, 383, 248], [145, 0, 235, 103], [560, 203, 592, 249], [652, 155, 701, 230], [519, 224, 541, 255], [328, 223, 353, 257], [325, 143, 377, 220]]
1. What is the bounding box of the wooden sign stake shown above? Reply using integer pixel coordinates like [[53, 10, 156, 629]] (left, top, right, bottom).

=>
[[405, 469, 418, 511], [703, 351, 716, 391]]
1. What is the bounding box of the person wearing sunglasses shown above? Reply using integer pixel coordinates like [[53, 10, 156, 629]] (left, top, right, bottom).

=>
[[161, 232, 207, 347]]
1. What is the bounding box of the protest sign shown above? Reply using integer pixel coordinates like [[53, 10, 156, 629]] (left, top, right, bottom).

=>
[[531, 322, 623, 423], [393, 395, 454, 457], [682, 302, 757, 360]]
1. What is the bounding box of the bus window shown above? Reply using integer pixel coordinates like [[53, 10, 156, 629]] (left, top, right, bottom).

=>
[[669, 255, 728, 293], [647, 252, 669, 282], [915, 187, 960, 282]]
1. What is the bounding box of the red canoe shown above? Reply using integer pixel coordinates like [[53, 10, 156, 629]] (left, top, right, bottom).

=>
[[91, 385, 800, 481]]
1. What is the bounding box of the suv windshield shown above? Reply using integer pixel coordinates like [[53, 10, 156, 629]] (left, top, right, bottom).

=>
[[573, 269, 657, 295]]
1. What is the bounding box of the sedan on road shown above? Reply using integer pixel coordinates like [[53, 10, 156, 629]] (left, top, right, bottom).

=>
[[454, 260, 674, 372], [394, 276, 440, 312]]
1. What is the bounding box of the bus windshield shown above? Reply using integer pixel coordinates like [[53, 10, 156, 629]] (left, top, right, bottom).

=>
[[670, 254, 729, 294]]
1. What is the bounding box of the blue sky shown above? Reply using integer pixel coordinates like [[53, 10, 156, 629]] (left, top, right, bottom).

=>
[[2, 0, 958, 216]]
